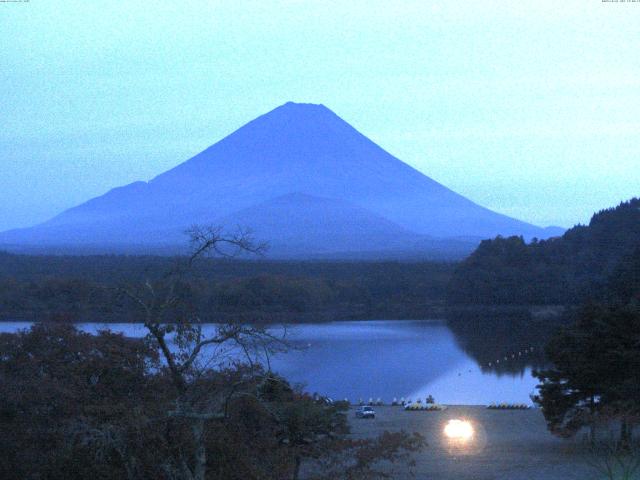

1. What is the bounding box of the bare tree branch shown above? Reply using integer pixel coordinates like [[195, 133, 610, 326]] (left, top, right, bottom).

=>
[[109, 224, 282, 480]]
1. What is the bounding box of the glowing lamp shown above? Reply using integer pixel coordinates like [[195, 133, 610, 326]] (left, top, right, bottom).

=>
[[443, 419, 474, 440]]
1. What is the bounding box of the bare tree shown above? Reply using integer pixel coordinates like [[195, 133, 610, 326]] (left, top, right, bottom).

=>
[[119, 225, 285, 480], [585, 435, 640, 480], [582, 409, 640, 480], [112, 225, 426, 480]]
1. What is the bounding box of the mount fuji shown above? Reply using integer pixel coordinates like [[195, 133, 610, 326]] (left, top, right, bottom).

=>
[[0, 102, 563, 258]]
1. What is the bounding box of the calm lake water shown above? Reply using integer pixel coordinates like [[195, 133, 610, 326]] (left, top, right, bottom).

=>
[[0, 319, 543, 405]]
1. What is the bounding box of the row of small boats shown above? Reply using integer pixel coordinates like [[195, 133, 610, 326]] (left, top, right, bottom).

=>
[[353, 397, 437, 406], [487, 403, 531, 410], [404, 403, 446, 411], [344, 398, 532, 409]]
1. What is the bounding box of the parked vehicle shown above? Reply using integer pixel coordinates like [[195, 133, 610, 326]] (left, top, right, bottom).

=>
[[355, 405, 376, 419]]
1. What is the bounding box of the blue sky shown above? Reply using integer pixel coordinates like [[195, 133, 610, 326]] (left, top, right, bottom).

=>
[[1, 0, 639, 231]]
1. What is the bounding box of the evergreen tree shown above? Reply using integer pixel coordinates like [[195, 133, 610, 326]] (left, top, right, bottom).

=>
[[534, 304, 640, 443]]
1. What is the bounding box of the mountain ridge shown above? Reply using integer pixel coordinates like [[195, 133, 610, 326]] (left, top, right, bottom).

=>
[[0, 102, 562, 257]]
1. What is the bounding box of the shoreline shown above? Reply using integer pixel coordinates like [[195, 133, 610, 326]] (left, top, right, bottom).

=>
[[0, 304, 568, 324]]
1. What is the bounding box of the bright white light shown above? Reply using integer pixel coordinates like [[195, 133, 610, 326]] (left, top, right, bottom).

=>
[[444, 419, 474, 440]]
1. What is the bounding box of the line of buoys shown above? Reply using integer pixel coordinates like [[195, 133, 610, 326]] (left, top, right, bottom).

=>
[[487, 346, 537, 368]]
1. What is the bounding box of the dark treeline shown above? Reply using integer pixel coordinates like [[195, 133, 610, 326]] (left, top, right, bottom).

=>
[[533, 241, 640, 446], [0, 253, 454, 322], [447, 198, 640, 306]]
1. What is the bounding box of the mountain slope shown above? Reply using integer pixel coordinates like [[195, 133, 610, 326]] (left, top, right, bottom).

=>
[[447, 198, 640, 305], [219, 192, 476, 258], [223, 193, 419, 254], [0, 102, 559, 256]]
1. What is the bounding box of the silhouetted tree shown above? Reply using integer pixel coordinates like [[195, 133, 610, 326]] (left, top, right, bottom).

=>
[[0, 323, 165, 479], [534, 304, 640, 445], [117, 225, 289, 480]]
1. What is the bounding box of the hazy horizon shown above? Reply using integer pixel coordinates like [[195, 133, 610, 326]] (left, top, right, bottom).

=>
[[2, 1, 639, 232]]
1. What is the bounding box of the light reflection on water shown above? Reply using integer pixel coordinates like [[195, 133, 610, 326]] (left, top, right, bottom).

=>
[[0, 320, 541, 404]]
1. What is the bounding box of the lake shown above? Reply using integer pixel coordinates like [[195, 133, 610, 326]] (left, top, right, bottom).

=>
[[0, 319, 544, 405]]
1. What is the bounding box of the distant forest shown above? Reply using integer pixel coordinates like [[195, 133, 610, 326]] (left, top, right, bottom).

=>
[[447, 198, 640, 306], [0, 254, 454, 323], [3, 198, 638, 322]]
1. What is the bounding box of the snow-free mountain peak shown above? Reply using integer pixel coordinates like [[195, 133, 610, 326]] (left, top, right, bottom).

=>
[[0, 102, 562, 257]]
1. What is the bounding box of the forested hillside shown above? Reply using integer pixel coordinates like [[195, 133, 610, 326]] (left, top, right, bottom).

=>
[[0, 254, 453, 322], [447, 198, 640, 306]]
